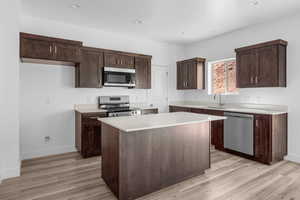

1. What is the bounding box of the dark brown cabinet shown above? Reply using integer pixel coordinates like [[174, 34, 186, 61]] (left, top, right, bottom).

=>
[[54, 42, 81, 63], [177, 58, 206, 90], [104, 52, 134, 68], [191, 108, 224, 150], [20, 32, 153, 89], [20, 32, 82, 64], [169, 106, 191, 113], [75, 112, 107, 158], [254, 113, 287, 164], [20, 37, 54, 60], [236, 40, 287, 88], [135, 56, 152, 89], [75, 47, 104, 88]]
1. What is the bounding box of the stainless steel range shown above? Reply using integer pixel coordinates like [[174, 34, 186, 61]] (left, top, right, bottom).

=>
[[98, 96, 141, 117]]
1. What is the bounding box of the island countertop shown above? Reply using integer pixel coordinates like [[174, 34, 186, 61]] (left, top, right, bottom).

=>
[[98, 112, 226, 132]]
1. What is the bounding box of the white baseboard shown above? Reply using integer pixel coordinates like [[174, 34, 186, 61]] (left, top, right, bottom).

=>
[[1, 161, 21, 181], [21, 145, 76, 160], [285, 154, 300, 164]]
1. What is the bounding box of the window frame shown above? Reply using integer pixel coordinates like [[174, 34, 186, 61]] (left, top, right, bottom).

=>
[[207, 57, 238, 95]]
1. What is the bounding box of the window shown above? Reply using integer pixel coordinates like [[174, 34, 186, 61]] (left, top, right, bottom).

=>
[[208, 58, 238, 95]]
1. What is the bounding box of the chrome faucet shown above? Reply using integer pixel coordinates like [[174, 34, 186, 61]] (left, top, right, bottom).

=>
[[214, 94, 224, 106]]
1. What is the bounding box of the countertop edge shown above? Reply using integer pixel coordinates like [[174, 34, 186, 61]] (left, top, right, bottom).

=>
[[169, 104, 288, 115], [74, 107, 158, 114], [99, 116, 226, 133]]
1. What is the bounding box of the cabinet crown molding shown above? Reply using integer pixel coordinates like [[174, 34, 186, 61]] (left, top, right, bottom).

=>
[[177, 57, 206, 64], [235, 39, 288, 52]]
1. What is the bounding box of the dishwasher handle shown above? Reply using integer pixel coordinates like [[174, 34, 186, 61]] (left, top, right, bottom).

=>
[[224, 112, 254, 119]]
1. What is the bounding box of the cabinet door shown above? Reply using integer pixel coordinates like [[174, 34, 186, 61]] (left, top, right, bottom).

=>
[[182, 63, 189, 89], [54, 43, 80, 63], [191, 109, 224, 149], [206, 110, 224, 150], [254, 115, 272, 164], [256, 45, 278, 87], [20, 38, 54, 60], [187, 61, 198, 89], [77, 49, 103, 88], [81, 117, 102, 158], [236, 50, 257, 88], [135, 57, 151, 89], [104, 53, 134, 68], [177, 63, 184, 89]]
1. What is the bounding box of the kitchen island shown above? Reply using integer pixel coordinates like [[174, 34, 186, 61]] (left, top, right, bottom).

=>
[[99, 112, 225, 200]]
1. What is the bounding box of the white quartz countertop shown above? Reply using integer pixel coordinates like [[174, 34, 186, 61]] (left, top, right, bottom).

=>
[[99, 112, 226, 132], [75, 108, 108, 113], [74, 104, 157, 114], [169, 103, 288, 115]]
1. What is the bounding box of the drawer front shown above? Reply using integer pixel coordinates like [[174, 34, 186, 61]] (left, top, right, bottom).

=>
[[169, 106, 191, 113]]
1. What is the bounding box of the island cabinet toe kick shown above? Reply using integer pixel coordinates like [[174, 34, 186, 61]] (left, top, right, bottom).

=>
[[101, 122, 211, 200]]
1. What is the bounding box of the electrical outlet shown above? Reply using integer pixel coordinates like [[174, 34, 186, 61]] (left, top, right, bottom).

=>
[[44, 136, 51, 143]]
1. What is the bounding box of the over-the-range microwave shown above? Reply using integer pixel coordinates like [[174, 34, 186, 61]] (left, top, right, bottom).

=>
[[103, 67, 136, 88]]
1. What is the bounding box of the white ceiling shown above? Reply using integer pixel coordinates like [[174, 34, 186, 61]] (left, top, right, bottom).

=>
[[22, 0, 300, 44]]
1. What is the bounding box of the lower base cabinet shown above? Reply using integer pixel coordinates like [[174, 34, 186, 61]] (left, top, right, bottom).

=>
[[75, 112, 107, 158], [169, 105, 287, 165], [191, 108, 224, 151], [254, 114, 287, 164]]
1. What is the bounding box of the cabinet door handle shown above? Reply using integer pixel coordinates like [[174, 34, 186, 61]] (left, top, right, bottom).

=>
[[50, 46, 52, 53], [255, 76, 258, 84], [54, 46, 57, 54], [255, 119, 259, 128]]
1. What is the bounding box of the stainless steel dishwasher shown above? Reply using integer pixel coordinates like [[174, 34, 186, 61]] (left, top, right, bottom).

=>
[[224, 112, 254, 156]]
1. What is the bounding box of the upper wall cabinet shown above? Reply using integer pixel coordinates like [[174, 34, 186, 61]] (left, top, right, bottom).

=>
[[20, 32, 83, 65], [235, 39, 287, 88], [177, 57, 206, 90], [104, 52, 134, 68], [135, 56, 152, 89], [76, 47, 104, 88]]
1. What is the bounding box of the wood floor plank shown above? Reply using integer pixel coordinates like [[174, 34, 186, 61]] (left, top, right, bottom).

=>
[[1, 151, 299, 200]]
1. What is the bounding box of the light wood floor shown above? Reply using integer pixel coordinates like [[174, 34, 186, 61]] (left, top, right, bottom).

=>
[[1, 150, 300, 200]]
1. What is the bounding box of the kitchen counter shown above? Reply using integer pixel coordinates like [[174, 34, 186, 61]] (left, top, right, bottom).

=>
[[99, 112, 225, 132], [169, 102, 288, 115]]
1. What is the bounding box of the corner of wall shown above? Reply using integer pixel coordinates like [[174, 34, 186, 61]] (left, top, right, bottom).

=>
[[1, 161, 21, 181], [285, 154, 300, 164]]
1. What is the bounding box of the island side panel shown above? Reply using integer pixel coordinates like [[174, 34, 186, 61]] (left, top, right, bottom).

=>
[[119, 122, 210, 200], [101, 123, 120, 197]]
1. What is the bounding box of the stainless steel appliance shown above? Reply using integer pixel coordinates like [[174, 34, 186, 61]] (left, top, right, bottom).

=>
[[103, 67, 136, 88], [99, 96, 141, 117], [224, 112, 254, 156]]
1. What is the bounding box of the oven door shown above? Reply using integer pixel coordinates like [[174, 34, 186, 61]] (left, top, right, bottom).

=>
[[103, 67, 136, 87]]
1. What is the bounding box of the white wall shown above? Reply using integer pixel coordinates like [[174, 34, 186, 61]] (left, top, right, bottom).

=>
[[20, 16, 185, 159], [184, 13, 300, 163], [0, 0, 21, 180]]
